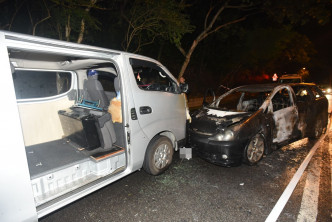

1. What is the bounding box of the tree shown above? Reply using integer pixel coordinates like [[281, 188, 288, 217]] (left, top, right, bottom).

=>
[[173, 0, 257, 80], [0, 0, 103, 43], [0, 0, 51, 35], [120, 0, 193, 53], [218, 27, 316, 86], [50, 0, 102, 43], [28, 0, 51, 35], [263, 0, 332, 26]]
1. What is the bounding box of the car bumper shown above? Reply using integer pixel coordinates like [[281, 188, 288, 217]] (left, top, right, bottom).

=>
[[189, 132, 247, 166]]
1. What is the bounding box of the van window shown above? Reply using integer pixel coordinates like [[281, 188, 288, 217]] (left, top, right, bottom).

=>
[[130, 58, 178, 93], [12, 70, 72, 99], [97, 73, 116, 92]]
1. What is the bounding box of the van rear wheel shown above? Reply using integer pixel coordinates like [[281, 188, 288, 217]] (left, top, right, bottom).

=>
[[143, 136, 173, 175]]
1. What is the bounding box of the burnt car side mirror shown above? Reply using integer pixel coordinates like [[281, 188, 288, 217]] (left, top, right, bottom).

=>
[[203, 88, 215, 106]]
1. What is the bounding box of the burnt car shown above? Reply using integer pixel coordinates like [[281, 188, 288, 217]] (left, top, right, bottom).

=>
[[189, 83, 328, 166]]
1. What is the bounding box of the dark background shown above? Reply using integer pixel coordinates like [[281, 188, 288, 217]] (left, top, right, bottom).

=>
[[1, 0, 331, 96]]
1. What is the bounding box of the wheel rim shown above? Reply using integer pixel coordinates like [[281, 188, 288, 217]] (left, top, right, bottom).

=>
[[247, 135, 264, 163], [153, 143, 171, 169]]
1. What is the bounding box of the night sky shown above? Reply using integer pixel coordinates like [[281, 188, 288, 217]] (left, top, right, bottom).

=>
[[1, 0, 331, 93]]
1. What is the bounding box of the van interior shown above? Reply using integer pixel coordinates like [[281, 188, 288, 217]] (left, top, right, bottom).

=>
[[9, 48, 127, 209]]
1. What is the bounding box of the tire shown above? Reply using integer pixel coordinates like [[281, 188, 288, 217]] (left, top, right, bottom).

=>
[[243, 133, 265, 165], [143, 136, 174, 175]]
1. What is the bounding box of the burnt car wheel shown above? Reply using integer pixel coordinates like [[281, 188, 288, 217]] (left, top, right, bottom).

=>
[[143, 135, 173, 175], [243, 133, 265, 165]]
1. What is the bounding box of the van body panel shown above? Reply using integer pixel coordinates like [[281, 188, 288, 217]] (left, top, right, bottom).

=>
[[0, 31, 187, 221], [111, 56, 151, 171], [18, 95, 76, 146], [36, 168, 133, 218], [0, 32, 38, 222], [124, 55, 186, 141]]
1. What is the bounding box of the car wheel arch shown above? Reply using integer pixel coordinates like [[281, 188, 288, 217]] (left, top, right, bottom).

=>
[[143, 134, 174, 175]]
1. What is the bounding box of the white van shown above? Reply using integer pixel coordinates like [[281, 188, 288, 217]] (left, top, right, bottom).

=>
[[0, 31, 188, 221]]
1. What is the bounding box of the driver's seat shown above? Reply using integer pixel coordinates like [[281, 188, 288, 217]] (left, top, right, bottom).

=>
[[84, 71, 109, 108]]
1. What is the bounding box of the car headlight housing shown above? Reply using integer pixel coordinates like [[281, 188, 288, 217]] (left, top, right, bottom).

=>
[[208, 130, 234, 141]]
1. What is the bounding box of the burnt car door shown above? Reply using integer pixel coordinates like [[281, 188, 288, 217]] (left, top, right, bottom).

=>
[[292, 84, 328, 138], [270, 86, 298, 143], [291, 85, 312, 137], [307, 85, 329, 136]]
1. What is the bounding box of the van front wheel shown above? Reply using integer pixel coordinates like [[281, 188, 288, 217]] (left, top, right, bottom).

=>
[[143, 136, 174, 175]]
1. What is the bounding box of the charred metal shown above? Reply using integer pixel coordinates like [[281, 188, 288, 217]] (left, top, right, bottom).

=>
[[189, 83, 329, 166]]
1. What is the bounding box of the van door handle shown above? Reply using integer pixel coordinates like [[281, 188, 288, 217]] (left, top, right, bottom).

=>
[[140, 106, 152, 114]]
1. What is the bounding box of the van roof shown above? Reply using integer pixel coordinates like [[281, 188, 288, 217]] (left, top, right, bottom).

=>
[[1, 31, 161, 65]]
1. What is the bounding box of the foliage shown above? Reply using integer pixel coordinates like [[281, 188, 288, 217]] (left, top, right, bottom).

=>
[[241, 27, 315, 70], [48, 0, 101, 42], [217, 27, 316, 87], [175, 0, 257, 80], [121, 0, 194, 53], [263, 0, 331, 25], [0, 0, 331, 94], [0, 0, 102, 42]]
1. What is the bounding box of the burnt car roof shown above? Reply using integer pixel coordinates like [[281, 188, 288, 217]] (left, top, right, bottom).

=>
[[288, 82, 316, 86], [234, 83, 317, 93], [234, 83, 286, 92]]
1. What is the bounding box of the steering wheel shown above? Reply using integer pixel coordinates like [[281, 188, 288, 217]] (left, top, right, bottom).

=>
[[146, 83, 160, 91]]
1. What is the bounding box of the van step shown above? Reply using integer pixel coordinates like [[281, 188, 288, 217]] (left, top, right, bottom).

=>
[[90, 147, 125, 161]]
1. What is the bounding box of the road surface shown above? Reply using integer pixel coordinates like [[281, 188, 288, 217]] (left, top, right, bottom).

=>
[[41, 96, 332, 222]]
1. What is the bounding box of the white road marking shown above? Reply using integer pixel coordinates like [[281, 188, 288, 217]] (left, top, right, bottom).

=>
[[265, 134, 327, 222], [296, 146, 322, 221]]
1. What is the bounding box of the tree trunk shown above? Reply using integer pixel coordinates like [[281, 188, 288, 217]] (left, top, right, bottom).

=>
[[175, 3, 248, 81], [177, 40, 198, 80], [77, 19, 85, 43], [77, 0, 97, 43], [65, 15, 71, 41]]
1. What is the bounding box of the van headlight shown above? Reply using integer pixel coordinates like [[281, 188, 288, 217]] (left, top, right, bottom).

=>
[[209, 130, 234, 141]]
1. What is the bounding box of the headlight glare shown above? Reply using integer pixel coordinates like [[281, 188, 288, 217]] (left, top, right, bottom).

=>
[[224, 130, 234, 140], [209, 130, 234, 141]]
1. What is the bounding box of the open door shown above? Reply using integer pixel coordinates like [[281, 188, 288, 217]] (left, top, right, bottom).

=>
[[271, 87, 298, 143], [127, 57, 186, 141]]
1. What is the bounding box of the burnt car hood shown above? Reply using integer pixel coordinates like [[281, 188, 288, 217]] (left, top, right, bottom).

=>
[[190, 108, 251, 135]]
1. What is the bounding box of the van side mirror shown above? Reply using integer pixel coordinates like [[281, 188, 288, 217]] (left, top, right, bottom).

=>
[[180, 83, 189, 93]]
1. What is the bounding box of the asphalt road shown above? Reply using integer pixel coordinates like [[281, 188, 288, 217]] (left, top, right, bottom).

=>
[[41, 97, 332, 222]]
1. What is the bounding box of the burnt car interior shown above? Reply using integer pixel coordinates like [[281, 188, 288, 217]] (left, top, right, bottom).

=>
[[271, 88, 292, 111], [293, 86, 310, 102], [213, 90, 269, 112]]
